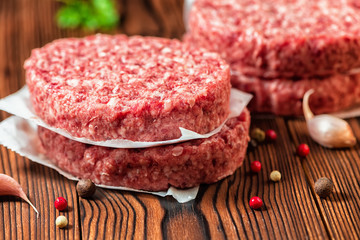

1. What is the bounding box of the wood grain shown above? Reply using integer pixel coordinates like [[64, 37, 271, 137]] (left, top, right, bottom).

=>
[[196, 117, 328, 239], [120, 0, 185, 38], [79, 190, 165, 239], [287, 118, 360, 239], [0, 146, 81, 240]]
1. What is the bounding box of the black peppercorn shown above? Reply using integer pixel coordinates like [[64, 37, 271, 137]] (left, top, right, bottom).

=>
[[314, 177, 334, 198], [76, 179, 96, 198], [248, 139, 258, 150]]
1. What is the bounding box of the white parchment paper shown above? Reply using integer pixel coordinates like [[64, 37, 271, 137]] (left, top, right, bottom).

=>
[[0, 86, 252, 148], [183, 0, 195, 30]]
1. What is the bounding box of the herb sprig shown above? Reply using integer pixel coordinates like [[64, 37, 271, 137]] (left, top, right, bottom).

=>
[[56, 0, 119, 30]]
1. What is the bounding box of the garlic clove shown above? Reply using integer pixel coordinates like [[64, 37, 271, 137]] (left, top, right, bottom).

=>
[[303, 89, 315, 120], [307, 115, 356, 148], [303, 89, 357, 148], [0, 173, 39, 216]]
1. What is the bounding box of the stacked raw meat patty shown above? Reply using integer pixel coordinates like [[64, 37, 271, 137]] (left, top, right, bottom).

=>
[[38, 111, 250, 191], [24, 34, 250, 191], [25, 34, 231, 142], [185, 0, 360, 115]]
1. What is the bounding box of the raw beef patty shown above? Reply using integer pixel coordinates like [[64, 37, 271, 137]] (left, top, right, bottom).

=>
[[25, 34, 231, 141], [38, 109, 250, 191], [231, 70, 360, 115], [186, 0, 360, 78]]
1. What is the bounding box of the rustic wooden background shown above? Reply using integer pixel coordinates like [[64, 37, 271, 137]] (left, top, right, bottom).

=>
[[0, 0, 360, 239]]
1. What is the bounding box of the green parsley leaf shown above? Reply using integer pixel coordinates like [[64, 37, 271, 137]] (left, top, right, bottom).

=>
[[56, 0, 119, 30], [56, 4, 82, 28]]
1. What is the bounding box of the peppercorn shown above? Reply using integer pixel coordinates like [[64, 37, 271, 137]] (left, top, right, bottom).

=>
[[265, 129, 277, 141], [250, 161, 262, 173], [297, 143, 310, 157], [314, 177, 334, 198], [56, 215, 68, 228], [270, 170, 281, 182], [249, 196, 263, 209], [248, 139, 258, 150], [54, 197, 67, 211], [251, 128, 265, 143], [76, 179, 96, 198]]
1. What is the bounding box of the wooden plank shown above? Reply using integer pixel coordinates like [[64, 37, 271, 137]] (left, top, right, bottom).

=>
[[120, 0, 185, 38], [287, 117, 360, 239], [160, 197, 208, 240], [0, 146, 81, 240], [79, 190, 165, 239], [97, 117, 326, 239], [147, 0, 185, 38], [194, 117, 328, 239]]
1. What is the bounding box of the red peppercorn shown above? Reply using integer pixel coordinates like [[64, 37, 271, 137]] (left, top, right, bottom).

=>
[[297, 143, 310, 157], [54, 197, 67, 211], [265, 129, 277, 141], [250, 161, 262, 173], [249, 196, 263, 209]]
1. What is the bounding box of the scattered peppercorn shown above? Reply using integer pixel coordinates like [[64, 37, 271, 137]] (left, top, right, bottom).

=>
[[297, 143, 310, 157], [250, 161, 262, 173], [249, 196, 263, 209], [248, 139, 258, 150], [76, 179, 96, 198], [251, 128, 265, 143], [56, 215, 68, 229], [265, 129, 277, 141], [54, 197, 67, 211], [270, 170, 281, 182], [314, 177, 334, 198]]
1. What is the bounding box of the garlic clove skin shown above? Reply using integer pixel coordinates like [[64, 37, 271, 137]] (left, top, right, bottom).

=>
[[303, 89, 357, 148], [307, 115, 356, 148], [0, 173, 39, 216]]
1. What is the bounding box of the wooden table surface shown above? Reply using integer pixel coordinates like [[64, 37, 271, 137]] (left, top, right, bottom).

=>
[[1, 0, 360, 239]]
